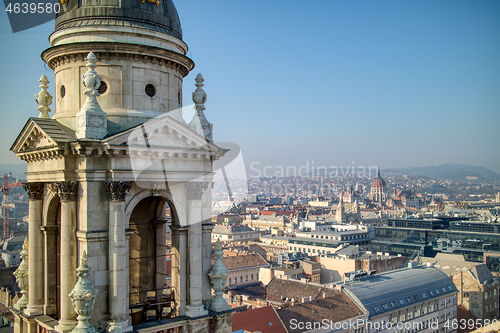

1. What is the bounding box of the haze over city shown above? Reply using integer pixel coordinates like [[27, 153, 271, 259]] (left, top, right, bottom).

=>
[[0, 0, 499, 175]]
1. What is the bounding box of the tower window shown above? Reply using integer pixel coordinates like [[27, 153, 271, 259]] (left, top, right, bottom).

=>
[[145, 84, 156, 97], [98, 81, 107, 94], [60, 85, 66, 98]]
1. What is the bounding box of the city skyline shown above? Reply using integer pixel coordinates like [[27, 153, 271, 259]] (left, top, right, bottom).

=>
[[0, 0, 499, 175]]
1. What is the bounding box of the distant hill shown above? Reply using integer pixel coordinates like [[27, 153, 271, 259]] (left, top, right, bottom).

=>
[[0, 163, 27, 180], [384, 164, 500, 182]]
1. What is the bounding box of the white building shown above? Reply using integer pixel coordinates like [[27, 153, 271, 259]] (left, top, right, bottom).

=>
[[344, 265, 458, 333]]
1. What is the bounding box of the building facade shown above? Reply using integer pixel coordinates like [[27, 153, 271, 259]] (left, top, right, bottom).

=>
[[9, 1, 233, 333]]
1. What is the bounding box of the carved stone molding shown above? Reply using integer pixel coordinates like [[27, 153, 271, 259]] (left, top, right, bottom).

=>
[[52, 181, 78, 202], [185, 182, 209, 200], [22, 182, 44, 201], [104, 181, 132, 202]]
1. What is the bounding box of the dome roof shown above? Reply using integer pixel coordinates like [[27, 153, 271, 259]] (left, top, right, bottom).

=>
[[55, 0, 182, 39], [372, 170, 386, 189]]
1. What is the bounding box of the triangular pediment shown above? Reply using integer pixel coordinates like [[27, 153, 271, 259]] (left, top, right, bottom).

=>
[[10, 118, 76, 153], [103, 113, 224, 157]]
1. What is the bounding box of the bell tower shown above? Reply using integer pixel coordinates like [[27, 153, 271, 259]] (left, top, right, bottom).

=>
[[9, 1, 233, 333]]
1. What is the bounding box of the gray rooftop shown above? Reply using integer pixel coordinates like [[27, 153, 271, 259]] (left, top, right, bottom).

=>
[[343, 266, 457, 319]]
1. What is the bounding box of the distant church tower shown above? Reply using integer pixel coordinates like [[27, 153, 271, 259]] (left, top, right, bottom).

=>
[[10, 1, 231, 333]]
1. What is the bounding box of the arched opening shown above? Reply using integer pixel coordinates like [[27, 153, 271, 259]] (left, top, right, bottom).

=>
[[44, 195, 61, 319], [128, 196, 173, 323]]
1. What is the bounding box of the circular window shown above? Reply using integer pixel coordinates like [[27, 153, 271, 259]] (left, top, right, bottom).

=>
[[60, 85, 66, 98], [98, 81, 107, 94], [145, 84, 156, 97]]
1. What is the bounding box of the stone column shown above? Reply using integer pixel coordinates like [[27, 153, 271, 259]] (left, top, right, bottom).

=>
[[53, 181, 78, 333], [202, 223, 214, 310], [170, 224, 188, 316], [40, 225, 58, 316], [104, 181, 132, 333], [23, 182, 44, 316], [184, 182, 209, 318]]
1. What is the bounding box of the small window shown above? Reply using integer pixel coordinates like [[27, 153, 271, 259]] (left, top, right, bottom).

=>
[[382, 304, 388, 310], [447, 285, 453, 291], [60, 85, 66, 98], [442, 287, 447, 293], [406, 297, 411, 303], [399, 299, 405, 305], [374, 306, 380, 313], [421, 293, 427, 299], [145, 83, 156, 97], [391, 301, 396, 308], [429, 291, 434, 296]]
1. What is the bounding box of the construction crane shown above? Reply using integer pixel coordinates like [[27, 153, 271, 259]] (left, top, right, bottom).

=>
[[0, 173, 24, 238]]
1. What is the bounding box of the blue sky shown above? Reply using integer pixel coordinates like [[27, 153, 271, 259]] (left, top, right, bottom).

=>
[[0, 0, 499, 175]]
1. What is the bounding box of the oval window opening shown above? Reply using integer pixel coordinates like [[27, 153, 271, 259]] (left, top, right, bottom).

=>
[[145, 84, 156, 97], [60, 85, 66, 98], [98, 81, 107, 94]]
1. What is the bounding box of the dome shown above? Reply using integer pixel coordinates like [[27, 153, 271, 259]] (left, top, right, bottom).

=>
[[55, 0, 182, 40], [372, 170, 386, 189]]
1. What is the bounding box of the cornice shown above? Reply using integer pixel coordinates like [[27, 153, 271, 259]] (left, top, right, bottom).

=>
[[41, 42, 194, 77]]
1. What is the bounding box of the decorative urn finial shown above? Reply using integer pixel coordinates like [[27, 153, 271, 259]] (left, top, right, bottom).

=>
[[13, 238, 29, 310], [76, 52, 107, 140], [69, 251, 97, 333], [208, 238, 230, 312], [35, 75, 52, 119], [192, 73, 207, 110], [188, 73, 213, 141]]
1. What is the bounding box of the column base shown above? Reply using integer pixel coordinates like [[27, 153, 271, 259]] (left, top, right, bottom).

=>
[[24, 305, 44, 317], [108, 319, 132, 333], [54, 320, 77, 333], [185, 305, 208, 318]]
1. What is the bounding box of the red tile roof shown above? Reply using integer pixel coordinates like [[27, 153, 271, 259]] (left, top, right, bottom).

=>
[[232, 305, 288, 333]]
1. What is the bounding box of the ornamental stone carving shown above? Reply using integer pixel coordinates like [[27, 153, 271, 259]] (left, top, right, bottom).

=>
[[69, 251, 97, 333], [76, 52, 107, 140], [185, 181, 209, 200], [13, 238, 29, 310], [52, 181, 78, 202], [208, 239, 230, 312], [35, 75, 52, 119], [188, 74, 213, 141], [22, 182, 44, 201], [104, 181, 132, 202]]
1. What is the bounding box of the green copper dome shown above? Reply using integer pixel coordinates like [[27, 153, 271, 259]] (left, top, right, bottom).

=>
[[55, 0, 182, 39]]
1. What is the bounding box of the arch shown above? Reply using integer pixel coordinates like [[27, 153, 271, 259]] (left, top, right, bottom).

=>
[[126, 190, 179, 319], [41, 189, 61, 318], [124, 189, 186, 227]]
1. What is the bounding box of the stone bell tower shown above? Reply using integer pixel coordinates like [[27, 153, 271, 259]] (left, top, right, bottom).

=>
[[9, 1, 233, 333]]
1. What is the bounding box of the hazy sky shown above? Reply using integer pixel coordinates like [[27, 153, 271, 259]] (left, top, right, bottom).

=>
[[0, 0, 499, 176]]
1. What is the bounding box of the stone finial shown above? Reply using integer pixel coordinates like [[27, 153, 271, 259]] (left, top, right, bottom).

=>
[[35, 75, 52, 119], [208, 239, 230, 312], [69, 251, 97, 333], [188, 73, 213, 141], [192, 73, 207, 111], [13, 238, 29, 310], [76, 52, 107, 140]]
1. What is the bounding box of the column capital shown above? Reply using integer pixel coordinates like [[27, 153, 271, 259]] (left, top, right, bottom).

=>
[[185, 182, 209, 200], [22, 182, 44, 201], [52, 181, 78, 202], [202, 223, 214, 233], [104, 181, 132, 202], [170, 225, 189, 233]]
